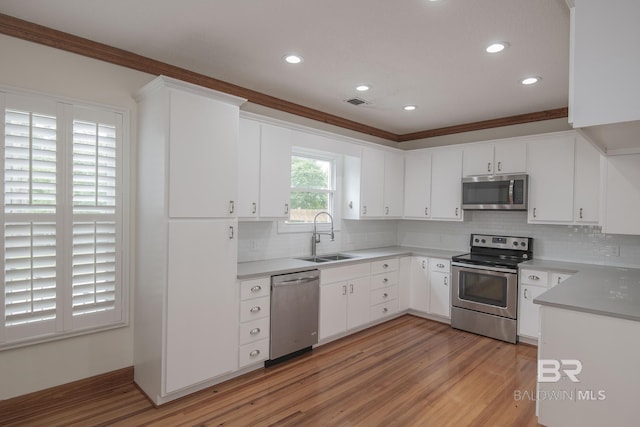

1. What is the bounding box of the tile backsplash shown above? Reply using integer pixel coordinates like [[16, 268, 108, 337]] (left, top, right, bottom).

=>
[[238, 212, 640, 267]]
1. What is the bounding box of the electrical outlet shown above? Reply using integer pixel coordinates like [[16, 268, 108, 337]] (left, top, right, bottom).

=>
[[602, 245, 620, 257]]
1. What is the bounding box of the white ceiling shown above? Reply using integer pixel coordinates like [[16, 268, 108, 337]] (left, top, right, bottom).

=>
[[0, 0, 571, 136]]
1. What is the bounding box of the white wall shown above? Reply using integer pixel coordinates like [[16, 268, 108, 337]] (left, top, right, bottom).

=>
[[0, 34, 153, 400]]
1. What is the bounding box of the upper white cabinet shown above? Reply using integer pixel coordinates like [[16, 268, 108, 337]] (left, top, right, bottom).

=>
[[237, 118, 261, 218], [167, 83, 239, 218], [462, 140, 526, 176], [344, 146, 404, 219], [259, 123, 292, 219], [430, 148, 463, 221], [404, 151, 432, 219], [569, 1, 640, 128], [527, 134, 575, 224], [573, 136, 601, 224], [603, 154, 640, 235]]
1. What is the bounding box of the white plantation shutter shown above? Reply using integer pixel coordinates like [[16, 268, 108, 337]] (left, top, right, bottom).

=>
[[1, 91, 127, 347]]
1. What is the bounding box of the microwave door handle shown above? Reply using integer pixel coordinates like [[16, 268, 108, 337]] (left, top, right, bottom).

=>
[[508, 180, 514, 205]]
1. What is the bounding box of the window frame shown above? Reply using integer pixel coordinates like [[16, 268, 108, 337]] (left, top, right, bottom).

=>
[[278, 147, 341, 234], [0, 86, 130, 350]]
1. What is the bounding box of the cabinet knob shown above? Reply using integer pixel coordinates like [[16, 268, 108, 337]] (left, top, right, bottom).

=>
[[437, 263, 445, 269], [425, 207, 428, 216], [250, 285, 262, 293], [252, 202, 257, 214], [284, 203, 289, 215], [342, 285, 347, 296], [579, 207, 583, 219], [383, 293, 388, 298], [383, 307, 388, 313], [524, 288, 529, 299], [383, 278, 388, 283], [350, 283, 354, 294], [444, 277, 448, 286], [250, 306, 261, 313], [385, 206, 389, 215], [382, 263, 389, 269], [487, 162, 492, 172], [349, 201, 353, 209], [528, 275, 540, 281], [249, 349, 260, 358], [497, 161, 502, 172], [455, 207, 459, 217], [229, 200, 235, 214], [421, 260, 426, 269], [250, 328, 261, 335], [229, 226, 234, 240], [533, 208, 537, 218]]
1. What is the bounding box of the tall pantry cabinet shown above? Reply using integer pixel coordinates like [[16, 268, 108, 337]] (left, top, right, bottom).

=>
[[134, 76, 246, 405]]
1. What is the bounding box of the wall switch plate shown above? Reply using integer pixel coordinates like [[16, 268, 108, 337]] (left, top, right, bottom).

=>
[[602, 245, 620, 257]]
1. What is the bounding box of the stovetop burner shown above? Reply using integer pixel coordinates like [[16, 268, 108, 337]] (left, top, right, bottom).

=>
[[452, 234, 533, 269]]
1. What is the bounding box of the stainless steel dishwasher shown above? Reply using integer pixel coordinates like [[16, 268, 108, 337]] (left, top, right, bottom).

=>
[[269, 269, 320, 362]]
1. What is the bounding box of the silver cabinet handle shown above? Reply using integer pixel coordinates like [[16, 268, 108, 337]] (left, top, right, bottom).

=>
[[437, 263, 445, 269], [284, 203, 289, 215], [455, 207, 459, 217], [425, 207, 428, 216], [528, 275, 540, 281], [383, 293, 388, 298], [421, 260, 426, 269], [383, 263, 389, 269], [348, 201, 353, 209], [497, 161, 502, 172], [252, 202, 257, 214], [250, 328, 261, 335], [579, 208, 583, 219], [229, 200, 235, 214], [250, 306, 261, 313], [444, 277, 448, 286], [363, 205, 367, 215], [385, 206, 390, 215], [383, 307, 388, 313], [487, 162, 491, 172], [342, 285, 347, 295], [249, 349, 260, 358], [350, 283, 354, 294], [524, 288, 529, 299], [533, 207, 537, 218], [383, 278, 388, 283], [557, 276, 562, 285], [229, 226, 234, 239], [250, 285, 262, 293]]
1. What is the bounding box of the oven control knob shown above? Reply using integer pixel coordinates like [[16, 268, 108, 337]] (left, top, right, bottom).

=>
[[513, 241, 518, 246], [521, 242, 526, 247], [481, 239, 486, 243], [474, 238, 479, 243]]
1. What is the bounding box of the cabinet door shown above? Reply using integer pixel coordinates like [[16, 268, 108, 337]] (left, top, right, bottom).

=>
[[410, 257, 429, 312], [383, 151, 405, 217], [528, 135, 575, 223], [360, 147, 385, 217], [168, 88, 238, 218], [603, 154, 640, 235], [259, 124, 291, 218], [237, 118, 260, 218], [430, 148, 463, 220], [573, 137, 601, 224], [166, 220, 238, 393], [517, 285, 546, 339], [397, 256, 412, 312], [404, 151, 431, 219], [347, 276, 371, 330], [429, 271, 450, 318], [550, 273, 572, 287], [462, 143, 494, 176], [319, 282, 347, 340], [494, 140, 526, 174]]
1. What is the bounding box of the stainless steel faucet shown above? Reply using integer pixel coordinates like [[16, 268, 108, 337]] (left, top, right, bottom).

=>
[[311, 211, 334, 256]]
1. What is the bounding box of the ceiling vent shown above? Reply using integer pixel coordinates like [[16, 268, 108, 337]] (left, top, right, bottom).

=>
[[345, 97, 369, 106]]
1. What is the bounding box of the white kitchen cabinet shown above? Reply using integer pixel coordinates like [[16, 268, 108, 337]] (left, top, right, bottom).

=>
[[238, 277, 270, 368], [551, 272, 572, 287], [430, 148, 463, 221], [360, 146, 385, 217], [383, 150, 405, 217], [403, 150, 432, 219], [573, 136, 601, 224], [370, 258, 400, 321], [517, 284, 546, 340], [569, 1, 640, 128], [347, 276, 373, 329], [527, 133, 575, 224], [397, 256, 412, 312], [259, 123, 291, 219], [237, 118, 261, 219], [602, 154, 640, 235], [428, 258, 451, 319], [409, 257, 429, 313], [462, 140, 526, 176], [134, 76, 244, 405]]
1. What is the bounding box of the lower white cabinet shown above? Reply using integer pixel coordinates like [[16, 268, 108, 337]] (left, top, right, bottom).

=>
[[238, 277, 271, 368], [428, 259, 451, 319], [370, 259, 400, 321], [409, 256, 429, 313]]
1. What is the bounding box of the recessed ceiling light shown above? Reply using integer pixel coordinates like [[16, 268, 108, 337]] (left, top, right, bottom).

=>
[[283, 54, 303, 64], [356, 85, 370, 92], [486, 42, 509, 53], [521, 76, 541, 85], [403, 105, 417, 111]]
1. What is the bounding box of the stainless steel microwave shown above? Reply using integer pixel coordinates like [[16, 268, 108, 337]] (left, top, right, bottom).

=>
[[461, 174, 528, 210]]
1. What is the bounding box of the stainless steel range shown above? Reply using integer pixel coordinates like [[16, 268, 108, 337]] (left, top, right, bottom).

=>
[[451, 234, 533, 343]]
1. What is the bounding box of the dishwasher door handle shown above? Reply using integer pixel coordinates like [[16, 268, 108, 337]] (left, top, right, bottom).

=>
[[274, 276, 319, 286]]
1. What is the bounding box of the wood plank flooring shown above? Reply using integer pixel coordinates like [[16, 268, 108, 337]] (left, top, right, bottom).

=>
[[1, 315, 541, 426]]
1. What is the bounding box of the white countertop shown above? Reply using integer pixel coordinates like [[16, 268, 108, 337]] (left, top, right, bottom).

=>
[[237, 246, 461, 279]]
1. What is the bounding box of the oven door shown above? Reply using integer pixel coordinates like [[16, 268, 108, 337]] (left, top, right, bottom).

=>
[[451, 263, 518, 319]]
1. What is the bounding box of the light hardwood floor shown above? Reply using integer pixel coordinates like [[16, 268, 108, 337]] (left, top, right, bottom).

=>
[[1, 315, 541, 426]]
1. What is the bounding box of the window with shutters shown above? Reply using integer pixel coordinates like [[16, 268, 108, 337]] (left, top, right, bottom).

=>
[[1, 89, 128, 349]]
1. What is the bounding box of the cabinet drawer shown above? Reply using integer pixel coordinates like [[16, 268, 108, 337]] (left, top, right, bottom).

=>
[[370, 299, 398, 322], [430, 258, 450, 273], [370, 285, 398, 306], [370, 270, 398, 290], [240, 296, 270, 322], [239, 338, 269, 368], [239, 317, 270, 345], [240, 277, 270, 301], [321, 262, 370, 284], [520, 269, 549, 287], [371, 258, 399, 275]]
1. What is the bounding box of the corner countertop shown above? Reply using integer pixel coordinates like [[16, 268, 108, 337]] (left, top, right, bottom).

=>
[[237, 246, 461, 279], [528, 259, 640, 322]]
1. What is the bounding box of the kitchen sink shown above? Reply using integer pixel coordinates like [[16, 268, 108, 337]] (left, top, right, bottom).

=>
[[298, 253, 356, 263]]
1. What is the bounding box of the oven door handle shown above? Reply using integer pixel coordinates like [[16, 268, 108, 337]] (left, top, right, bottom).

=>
[[452, 262, 518, 274]]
